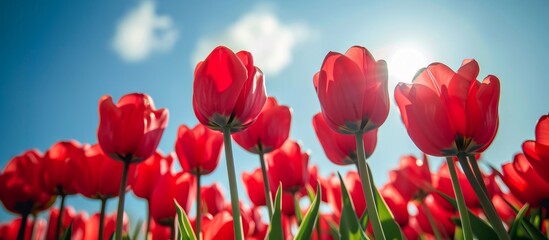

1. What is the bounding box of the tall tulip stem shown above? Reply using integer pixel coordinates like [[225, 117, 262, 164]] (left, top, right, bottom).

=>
[[222, 127, 244, 240], [355, 132, 386, 240], [145, 202, 151, 240], [99, 198, 107, 240], [115, 159, 130, 240], [17, 212, 29, 240], [445, 157, 473, 240], [467, 156, 489, 196], [55, 192, 66, 240], [196, 173, 202, 240], [457, 154, 509, 240], [258, 149, 274, 219]]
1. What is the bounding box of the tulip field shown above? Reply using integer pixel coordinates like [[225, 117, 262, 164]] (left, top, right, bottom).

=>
[[1, 42, 548, 240]]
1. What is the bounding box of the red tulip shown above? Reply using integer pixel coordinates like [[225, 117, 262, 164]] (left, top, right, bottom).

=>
[[313, 46, 389, 134], [0, 217, 46, 240], [415, 194, 456, 237], [74, 144, 137, 199], [303, 165, 329, 202], [0, 150, 55, 215], [200, 183, 226, 216], [313, 113, 378, 165], [132, 151, 173, 200], [149, 171, 196, 226], [45, 207, 87, 240], [40, 140, 85, 196], [395, 59, 500, 156], [84, 211, 128, 240], [492, 193, 520, 224], [242, 168, 267, 207], [193, 46, 267, 133], [266, 140, 309, 193], [380, 183, 409, 226], [389, 154, 432, 201], [149, 221, 170, 240], [97, 93, 169, 163], [203, 208, 254, 240], [232, 97, 292, 153], [325, 172, 365, 219], [249, 207, 268, 240], [432, 161, 478, 210], [501, 153, 549, 206], [401, 217, 421, 240], [175, 124, 224, 175], [522, 114, 549, 183]]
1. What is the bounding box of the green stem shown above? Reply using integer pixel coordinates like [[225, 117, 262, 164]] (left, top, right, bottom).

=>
[[445, 157, 473, 240], [222, 127, 244, 240], [17, 212, 29, 240], [293, 193, 302, 225], [258, 149, 274, 219], [467, 155, 490, 196], [115, 160, 130, 240], [145, 201, 151, 240], [457, 154, 509, 240], [55, 193, 66, 240], [196, 173, 202, 240], [99, 198, 107, 240], [355, 132, 385, 240], [421, 200, 443, 240]]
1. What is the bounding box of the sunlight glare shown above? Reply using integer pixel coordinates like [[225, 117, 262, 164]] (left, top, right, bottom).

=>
[[389, 46, 428, 83]]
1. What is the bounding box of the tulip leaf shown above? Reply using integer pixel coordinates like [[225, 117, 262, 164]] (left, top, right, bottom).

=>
[[267, 184, 284, 240], [510, 204, 547, 240], [360, 212, 369, 232], [435, 189, 498, 239], [338, 172, 368, 240], [174, 199, 197, 240], [62, 223, 72, 240], [295, 182, 321, 240], [366, 165, 404, 240], [327, 219, 342, 240]]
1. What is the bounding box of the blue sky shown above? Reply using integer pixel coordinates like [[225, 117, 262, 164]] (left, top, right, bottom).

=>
[[1, 0, 548, 227]]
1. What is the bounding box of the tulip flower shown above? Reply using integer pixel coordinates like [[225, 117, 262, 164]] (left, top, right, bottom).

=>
[[202, 211, 252, 240], [150, 171, 196, 227], [395, 59, 505, 239], [389, 154, 432, 201], [132, 151, 173, 237], [325, 172, 365, 219], [0, 150, 55, 239], [242, 168, 267, 207], [175, 123, 223, 238], [45, 207, 87, 240], [303, 165, 328, 203], [380, 183, 409, 227], [232, 97, 291, 218], [73, 144, 137, 240], [149, 221, 171, 240], [193, 46, 267, 239], [84, 211, 128, 240], [200, 183, 226, 216], [522, 114, 549, 183], [415, 194, 456, 238], [40, 141, 86, 240], [97, 93, 168, 240], [432, 161, 478, 210], [0, 217, 46, 240], [266, 140, 309, 194], [313, 46, 389, 239], [313, 113, 378, 166], [501, 153, 549, 206]]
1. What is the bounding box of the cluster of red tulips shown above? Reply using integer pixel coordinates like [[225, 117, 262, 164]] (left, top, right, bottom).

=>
[[1, 45, 548, 240]]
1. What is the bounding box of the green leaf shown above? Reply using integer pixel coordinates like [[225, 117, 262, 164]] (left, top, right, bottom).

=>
[[510, 204, 529, 238], [338, 172, 368, 240], [267, 184, 284, 240], [435, 189, 498, 239], [453, 226, 463, 240], [295, 182, 322, 240], [174, 199, 197, 240], [360, 212, 369, 231], [327, 219, 342, 240], [131, 219, 142, 240], [366, 165, 404, 240], [62, 223, 72, 240]]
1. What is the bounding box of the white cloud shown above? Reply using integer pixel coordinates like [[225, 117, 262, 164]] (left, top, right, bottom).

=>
[[193, 7, 310, 75], [112, 1, 178, 62]]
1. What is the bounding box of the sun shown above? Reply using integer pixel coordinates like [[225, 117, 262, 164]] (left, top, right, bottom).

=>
[[388, 46, 428, 83]]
